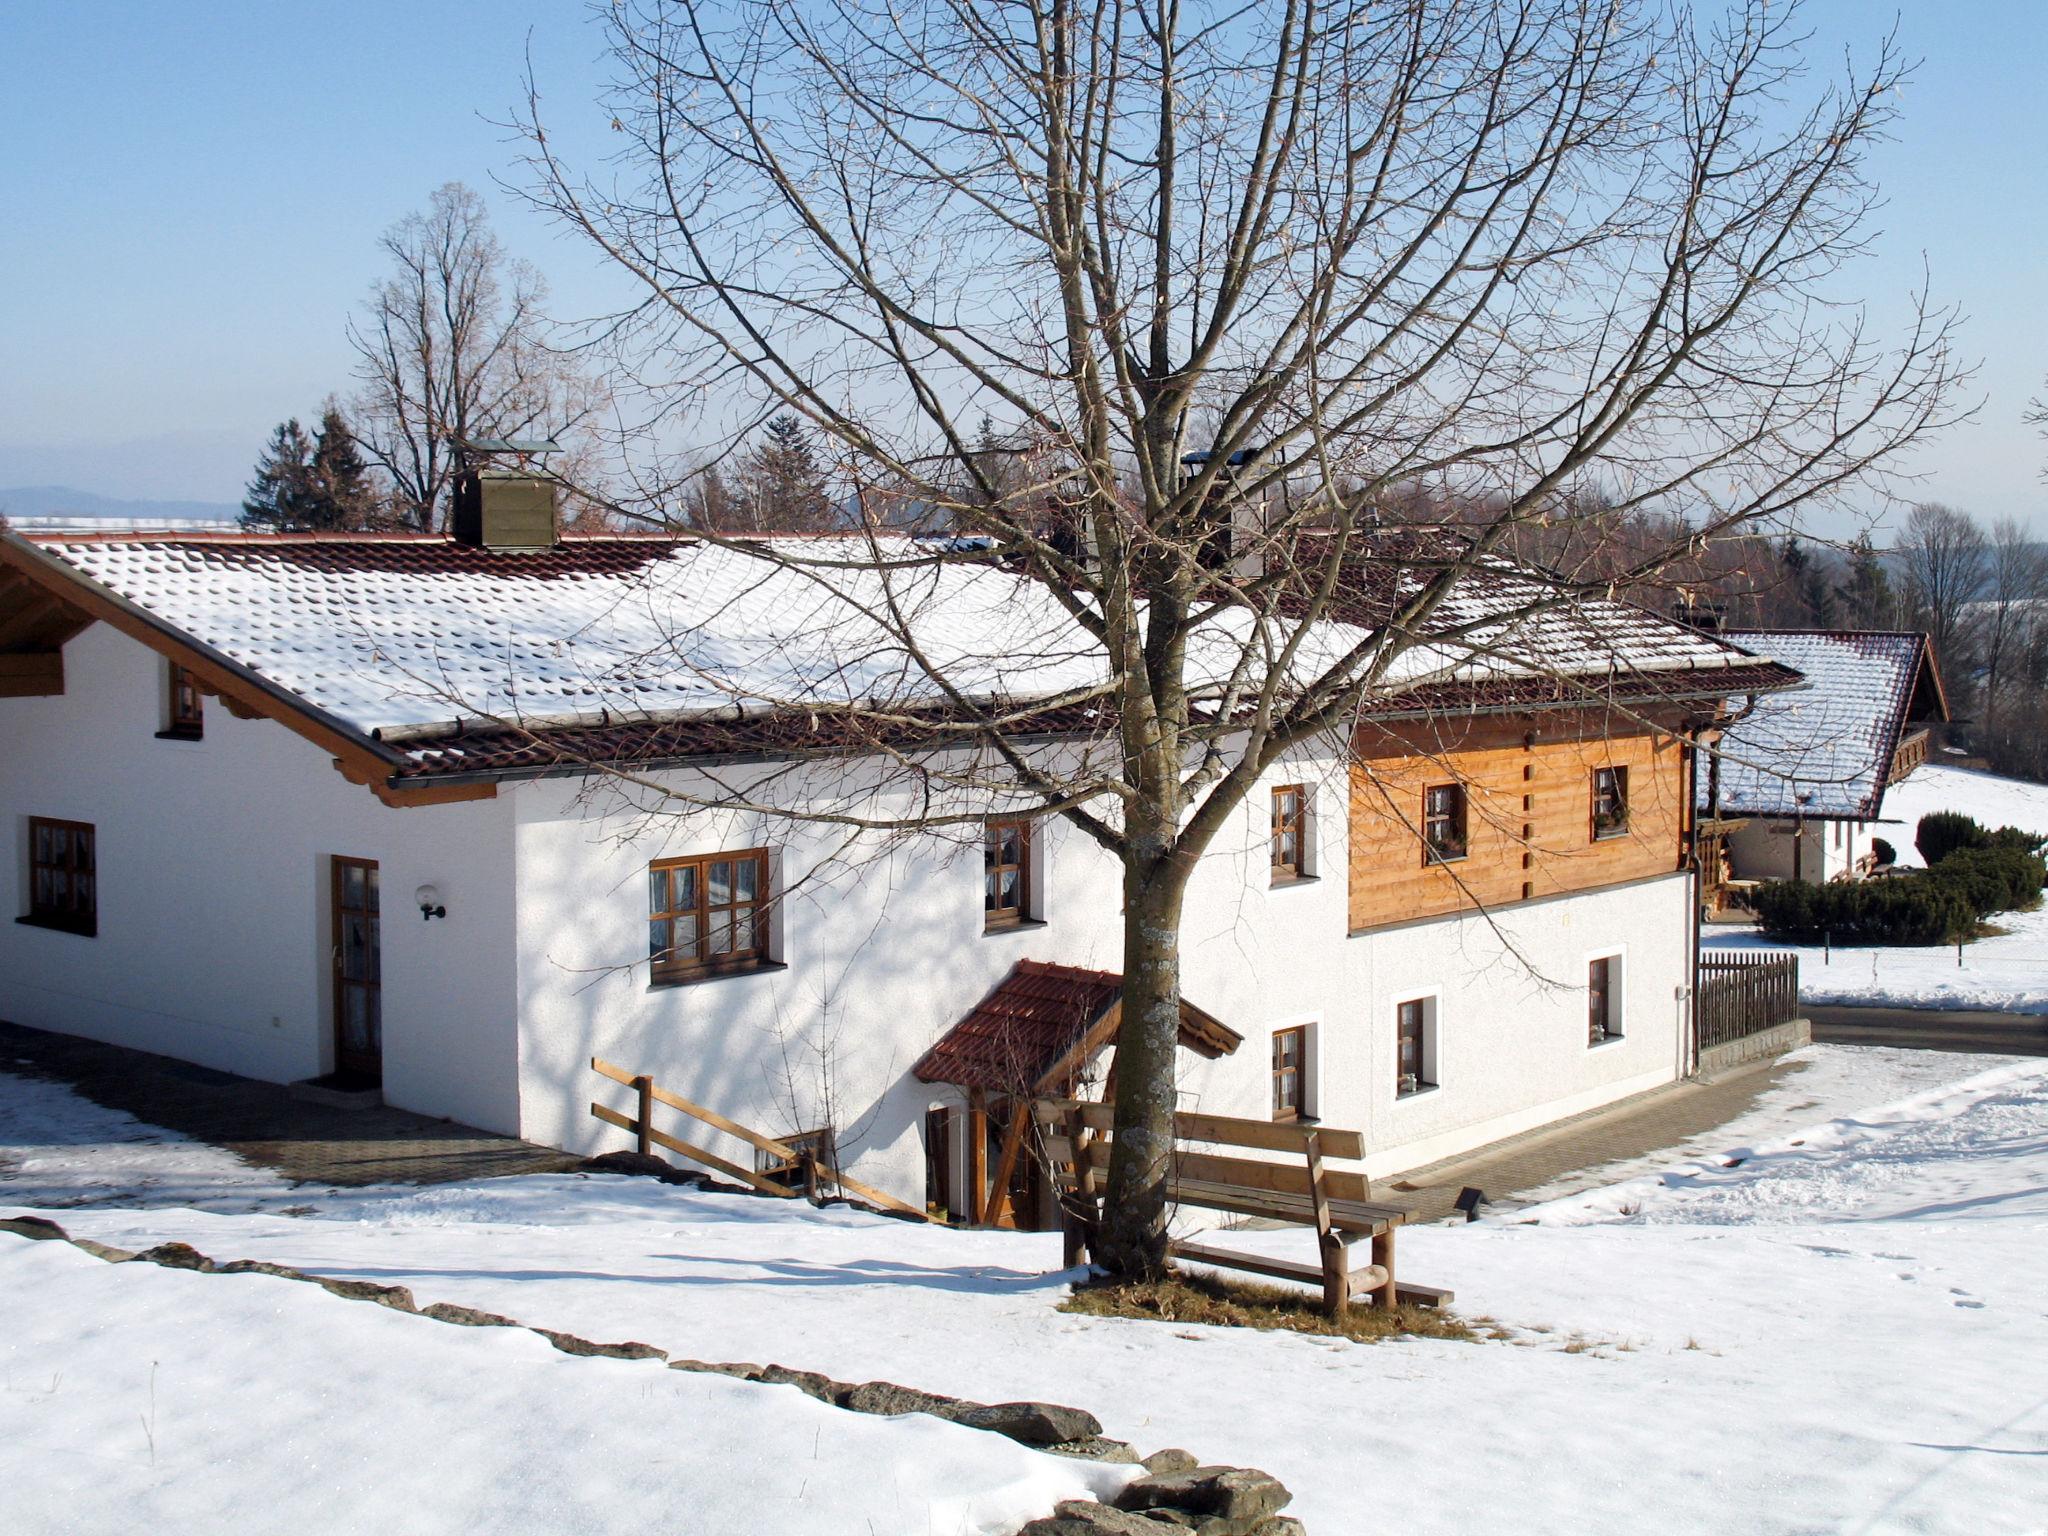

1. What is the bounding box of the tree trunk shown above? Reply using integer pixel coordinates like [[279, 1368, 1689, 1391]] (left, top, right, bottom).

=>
[[1094, 831, 1192, 1279]]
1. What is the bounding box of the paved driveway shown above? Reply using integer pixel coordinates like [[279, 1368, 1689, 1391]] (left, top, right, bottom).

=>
[[1807, 1004, 2048, 1057]]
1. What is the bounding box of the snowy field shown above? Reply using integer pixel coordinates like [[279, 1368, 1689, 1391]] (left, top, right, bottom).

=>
[[7, 1044, 2047, 1536], [1707, 764, 2048, 1012]]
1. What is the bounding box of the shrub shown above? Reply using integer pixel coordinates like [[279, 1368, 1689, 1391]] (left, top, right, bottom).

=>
[[1916, 811, 1985, 868], [1753, 874, 1976, 945], [1926, 845, 2047, 919], [1870, 837, 1896, 868]]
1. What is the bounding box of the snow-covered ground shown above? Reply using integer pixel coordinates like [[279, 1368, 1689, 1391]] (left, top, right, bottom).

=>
[[8, 1044, 2046, 1535], [1707, 764, 2048, 1012]]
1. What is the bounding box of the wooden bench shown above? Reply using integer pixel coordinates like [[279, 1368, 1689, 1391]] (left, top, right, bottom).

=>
[[1035, 1099, 1450, 1313]]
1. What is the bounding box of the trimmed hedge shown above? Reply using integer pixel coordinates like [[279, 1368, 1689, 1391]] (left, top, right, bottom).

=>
[[1916, 811, 1983, 868], [1926, 845, 2047, 917], [1752, 876, 1976, 945], [1870, 837, 1897, 868]]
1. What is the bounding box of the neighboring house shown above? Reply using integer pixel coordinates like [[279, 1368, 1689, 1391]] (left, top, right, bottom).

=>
[[1699, 630, 1949, 897], [0, 509, 1798, 1222]]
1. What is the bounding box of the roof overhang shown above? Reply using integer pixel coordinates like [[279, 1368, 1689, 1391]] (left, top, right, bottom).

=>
[[0, 533, 494, 810]]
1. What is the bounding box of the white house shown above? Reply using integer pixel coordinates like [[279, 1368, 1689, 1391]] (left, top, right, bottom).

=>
[[0, 512, 1801, 1221], [1700, 629, 1948, 895]]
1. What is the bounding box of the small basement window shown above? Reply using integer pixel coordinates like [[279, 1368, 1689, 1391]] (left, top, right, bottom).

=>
[[1423, 783, 1468, 863], [160, 662, 204, 740], [757, 1126, 836, 1191], [1592, 765, 1629, 839], [23, 816, 96, 937], [1588, 954, 1623, 1045]]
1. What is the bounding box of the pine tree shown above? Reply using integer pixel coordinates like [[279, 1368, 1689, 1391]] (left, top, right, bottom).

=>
[[737, 413, 833, 531], [241, 419, 317, 531], [1781, 536, 1839, 627], [1838, 534, 1897, 629], [306, 403, 383, 530]]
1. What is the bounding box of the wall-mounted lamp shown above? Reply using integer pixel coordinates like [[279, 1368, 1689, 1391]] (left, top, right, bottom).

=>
[[415, 884, 447, 921]]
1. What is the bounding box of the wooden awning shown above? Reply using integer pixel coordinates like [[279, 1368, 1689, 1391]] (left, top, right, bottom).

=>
[[911, 959, 1241, 1095]]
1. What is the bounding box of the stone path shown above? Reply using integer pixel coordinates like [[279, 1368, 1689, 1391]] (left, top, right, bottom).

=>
[[0, 1020, 579, 1187], [1382, 1054, 1802, 1224]]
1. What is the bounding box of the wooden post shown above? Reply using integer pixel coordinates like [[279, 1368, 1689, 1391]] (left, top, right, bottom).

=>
[[1304, 1129, 1346, 1314], [801, 1150, 820, 1203], [985, 1101, 1030, 1229], [1370, 1225, 1398, 1310], [1062, 1102, 1093, 1266], [633, 1075, 654, 1157], [968, 1089, 990, 1225]]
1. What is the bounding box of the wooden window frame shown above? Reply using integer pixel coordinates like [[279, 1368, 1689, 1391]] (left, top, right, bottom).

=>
[[983, 818, 1035, 930], [1591, 765, 1629, 840], [1588, 954, 1622, 1045], [1271, 1024, 1308, 1121], [160, 662, 204, 741], [1270, 785, 1310, 884], [1396, 997, 1436, 1097], [23, 816, 96, 937], [648, 848, 773, 985], [1422, 782, 1468, 864]]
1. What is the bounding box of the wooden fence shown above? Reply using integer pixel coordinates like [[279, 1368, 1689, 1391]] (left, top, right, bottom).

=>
[[1697, 952, 1801, 1052], [588, 1056, 926, 1220]]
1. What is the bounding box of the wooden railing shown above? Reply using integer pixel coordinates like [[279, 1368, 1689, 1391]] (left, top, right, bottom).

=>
[[1891, 728, 1931, 782], [1697, 952, 1800, 1052], [589, 1057, 926, 1220]]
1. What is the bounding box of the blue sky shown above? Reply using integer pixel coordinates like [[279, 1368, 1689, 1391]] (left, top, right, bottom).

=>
[[2, 1, 2043, 534]]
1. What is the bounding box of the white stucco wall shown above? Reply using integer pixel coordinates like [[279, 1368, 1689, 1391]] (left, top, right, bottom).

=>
[[0, 623, 524, 1134], [512, 745, 1692, 1200], [1728, 816, 1873, 886]]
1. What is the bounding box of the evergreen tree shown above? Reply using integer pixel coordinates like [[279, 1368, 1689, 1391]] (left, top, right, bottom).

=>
[[240, 419, 317, 531], [1780, 536, 1839, 627], [307, 403, 383, 530], [737, 413, 833, 531], [1837, 534, 1897, 629]]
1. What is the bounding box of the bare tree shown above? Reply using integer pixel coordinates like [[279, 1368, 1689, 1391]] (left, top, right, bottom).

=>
[[1980, 515, 2048, 737], [1896, 501, 1987, 678], [512, 0, 1961, 1275], [349, 182, 608, 531]]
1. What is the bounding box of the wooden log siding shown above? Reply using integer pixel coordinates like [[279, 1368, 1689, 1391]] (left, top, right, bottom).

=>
[[1349, 715, 1689, 932], [1697, 952, 1801, 1051]]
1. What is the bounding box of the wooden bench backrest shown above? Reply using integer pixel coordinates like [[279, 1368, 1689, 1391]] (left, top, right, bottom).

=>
[[1033, 1098, 1365, 1160], [1035, 1099, 1371, 1207]]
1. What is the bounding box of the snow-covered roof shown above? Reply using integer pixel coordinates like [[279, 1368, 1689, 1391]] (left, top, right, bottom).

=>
[[1703, 630, 1948, 821], [3, 529, 1800, 785]]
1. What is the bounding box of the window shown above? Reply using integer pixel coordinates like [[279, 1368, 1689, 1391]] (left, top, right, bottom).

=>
[[648, 849, 771, 983], [161, 663, 204, 740], [758, 1126, 836, 1191], [1396, 997, 1438, 1096], [984, 819, 1033, 928], [1271, 1025, 1308, 1120], [24, 817, 96, 936], [1423, 783, 1467, 863], [1592, 765, 1629, 839], [1588, 955, 1622, 1044], [1271, 785, 1309, 882]]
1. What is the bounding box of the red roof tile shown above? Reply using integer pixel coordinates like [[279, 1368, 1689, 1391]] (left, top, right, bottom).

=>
[[911, 960, 1241, 1093]]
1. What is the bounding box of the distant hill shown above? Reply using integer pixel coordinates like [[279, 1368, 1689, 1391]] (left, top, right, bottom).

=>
[[0, 484, 241, 529]]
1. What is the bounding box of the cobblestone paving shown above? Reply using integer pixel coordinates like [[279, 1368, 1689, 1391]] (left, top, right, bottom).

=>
[[1383, 1056, 1803, 1225], [0, 1020, 580, 1187]]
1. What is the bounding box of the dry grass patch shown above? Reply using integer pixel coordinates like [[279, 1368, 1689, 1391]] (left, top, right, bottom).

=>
[[1060, 1269, 1474, 1344]]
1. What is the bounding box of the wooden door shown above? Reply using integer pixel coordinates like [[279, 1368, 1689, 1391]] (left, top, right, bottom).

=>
[[331, 856, 382, 1082]]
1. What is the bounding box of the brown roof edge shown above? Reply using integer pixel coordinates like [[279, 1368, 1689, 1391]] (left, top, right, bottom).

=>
[[0, 534, 491, 811]]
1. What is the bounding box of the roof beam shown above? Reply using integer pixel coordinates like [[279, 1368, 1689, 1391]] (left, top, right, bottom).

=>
[[0, 651, 63, 696]]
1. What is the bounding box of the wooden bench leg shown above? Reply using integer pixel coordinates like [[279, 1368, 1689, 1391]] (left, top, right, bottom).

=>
[[1370, 1227, 1397, 1310], [1319, 1233, 1349, 1315]]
